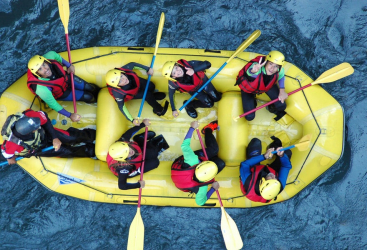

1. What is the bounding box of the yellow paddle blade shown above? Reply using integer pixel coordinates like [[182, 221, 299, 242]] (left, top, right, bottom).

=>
[[220, 207, 243, 250], [226, 30, 261, 63], [312, 62, 354, 85], [294, 134, 312, 151], [57, 0, 70, 34], [154, 12, 165, 55], [127, 207, 144, 250]]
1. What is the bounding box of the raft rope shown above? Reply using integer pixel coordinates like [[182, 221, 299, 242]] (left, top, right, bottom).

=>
[[27, 57, 322, 203], [72, 49, 245, 65], [227, 75, 322, 201], [37, 157, 203, 201]]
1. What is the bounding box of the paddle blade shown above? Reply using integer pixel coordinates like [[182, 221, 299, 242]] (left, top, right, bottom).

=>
[[57, 0, 70, 34], [226, 30, 261, 63], [294, 134, 312, 151], [312, 62, 354, 85], [127, 208, 144, 250], [220, 207, 243, 250], [154, 12, 165, 55]]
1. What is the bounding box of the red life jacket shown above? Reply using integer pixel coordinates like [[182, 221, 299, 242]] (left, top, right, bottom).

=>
[[171, 155, 214, 193], [107, 68, 141, 102], [106, 141, 143, 176], [27, 59, 69, 99], [171, 59, 206, 94], [236, 56, 279, 94], [239, 164, 278, 203]]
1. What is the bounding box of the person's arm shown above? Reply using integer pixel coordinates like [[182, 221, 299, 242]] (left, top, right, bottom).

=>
[[44, 51, 74, 73], [116, 99, 134, 123], [181, 127, 199, 166], [277, 154, 292, 189], [168, 82, 177, 111], [122, 62, 150, 72], [239, 154, 266, 184], [43, 51, 63, 63], [118, 168, 141, 190], [278, 67, 285, 89], [188, 60, 211, 72], [120, 122, 146, 141], [246, 64, 262, 78], [35, 85, 71, 118], [195, 185, 209, 206]]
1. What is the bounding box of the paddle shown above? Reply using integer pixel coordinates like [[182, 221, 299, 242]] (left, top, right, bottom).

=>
[[136, 12, 165, 121], [127, 126, 148, 250], [0, 146, 55, 167], [196, 129, 243, 250], [270, 134, 312, 154], [57, 0, 77, 113], [233, 62, 354, 121], [178, 30, 261, 112]]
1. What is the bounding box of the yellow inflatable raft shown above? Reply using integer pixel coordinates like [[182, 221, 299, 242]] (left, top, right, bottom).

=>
[[0, 46, 345, 208]]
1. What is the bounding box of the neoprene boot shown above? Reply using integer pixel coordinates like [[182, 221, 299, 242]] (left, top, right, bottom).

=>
[[246, 138, 262, 159], [267, 136, 282, 149], [153, 92, 166, 100], [183, 100, 198, 118], [154, 101, 169, 116], [266, 104, 276, 114], [274, 111, 287, 121], [150, 134, 169, 155], [133, 131, 156, 145], [207, 89, 222, 102], [201, 120, 219, 134], [79, 92, 96, 103], [84, 82, 100, 101]]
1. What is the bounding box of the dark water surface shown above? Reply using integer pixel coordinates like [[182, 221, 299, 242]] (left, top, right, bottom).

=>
[[1, 0, 366, 249]]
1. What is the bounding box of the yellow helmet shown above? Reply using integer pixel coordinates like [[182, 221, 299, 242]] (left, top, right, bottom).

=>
[[108, 142, 130, 161], [106, 69, 125, 88], [28, 55, 51, 77], [161, 61, 177, 82], [195, 161, 218, 182], [265, 51, 285, 66], [259, 178, 281, 200]]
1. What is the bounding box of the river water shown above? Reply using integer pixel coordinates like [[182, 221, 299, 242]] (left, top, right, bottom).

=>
[[0, 0, 366, 249]]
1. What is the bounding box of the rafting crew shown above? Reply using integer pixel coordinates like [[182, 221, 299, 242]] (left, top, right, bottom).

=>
[[0, 109, 96, 165], [171, 120, 225, 206], [161, 59, 222, 119], [239, 137, 292, 203], [27, 51, 100, 122], [235, 51, 287, 121], [105, 62, 169, 126], [107, 119, 169, 190]]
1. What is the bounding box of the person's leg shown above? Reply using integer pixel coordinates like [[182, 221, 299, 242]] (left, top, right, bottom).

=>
[[265, 85, 286, 120], [58, 88, 85, 101], [37, 143, 95, 158], [70, 75, 86, 90], [148, 135, 169, 155], [190, 91, 214, 109], [53, 127, 96, 144], [241, 90, 256, 121], [193, 128, 218, 160], [133, 131, 156, 145], [203, 77, 222, 102], [74, 75, 100, 97], [142, 158, 160, 173], [134, 78, 168, 116], [210, 156, 225, 174]]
